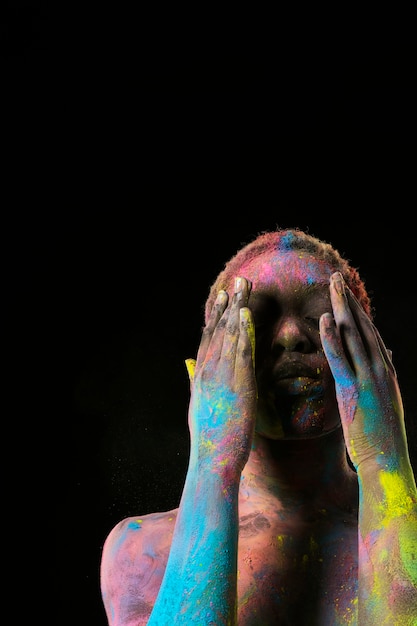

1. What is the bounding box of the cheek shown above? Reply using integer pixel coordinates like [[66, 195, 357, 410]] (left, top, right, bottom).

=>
[[321, 368, 340, 422]]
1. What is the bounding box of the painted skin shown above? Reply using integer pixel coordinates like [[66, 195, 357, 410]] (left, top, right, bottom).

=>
[[100, 245, 417, 625]]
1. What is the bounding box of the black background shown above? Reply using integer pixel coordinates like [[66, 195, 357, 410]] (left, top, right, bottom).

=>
[[3, 4, 416, 624]]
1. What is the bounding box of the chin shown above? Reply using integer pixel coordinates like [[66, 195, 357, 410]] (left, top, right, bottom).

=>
[[256, 406, 341, 441], [257, 388, 340, 440]]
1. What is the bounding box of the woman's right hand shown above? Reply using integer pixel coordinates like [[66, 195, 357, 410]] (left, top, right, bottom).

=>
[[185, 276, 257, 479]]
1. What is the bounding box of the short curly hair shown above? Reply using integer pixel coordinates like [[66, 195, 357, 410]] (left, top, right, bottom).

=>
[[204, 227, 372, 323]]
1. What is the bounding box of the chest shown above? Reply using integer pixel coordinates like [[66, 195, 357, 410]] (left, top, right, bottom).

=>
[[237, 516, 358, 625]]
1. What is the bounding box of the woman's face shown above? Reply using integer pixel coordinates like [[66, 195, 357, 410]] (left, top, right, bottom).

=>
[[227, 247, 340, 439]]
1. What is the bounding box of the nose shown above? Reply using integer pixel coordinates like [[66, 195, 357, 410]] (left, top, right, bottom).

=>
[[272, 317, 313, 353]]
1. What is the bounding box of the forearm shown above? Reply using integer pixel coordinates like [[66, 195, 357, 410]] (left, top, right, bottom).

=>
[[148, 461, 240, 625], [357, 462, 417, 624]]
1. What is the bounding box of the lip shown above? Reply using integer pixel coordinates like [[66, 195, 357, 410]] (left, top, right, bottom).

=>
[[272, 361, 323, 396], [274, 362, 320, 381], [275, 376, 320, 394]]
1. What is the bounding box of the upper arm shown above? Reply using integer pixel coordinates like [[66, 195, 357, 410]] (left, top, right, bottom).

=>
[[100, 514, 176, 626]]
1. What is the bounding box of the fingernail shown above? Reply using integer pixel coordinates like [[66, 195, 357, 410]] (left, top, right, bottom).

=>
[[234, 276, 242, 293], [321, 312, 333, 329], [333, 272, 345, 296], [216, 290, 227, 304]]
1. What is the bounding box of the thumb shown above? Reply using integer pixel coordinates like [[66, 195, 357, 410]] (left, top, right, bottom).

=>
[[185, 358, 196, 383]]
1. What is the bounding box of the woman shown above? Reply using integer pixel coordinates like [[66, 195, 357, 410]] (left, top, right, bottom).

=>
[[101, 228, 417, 625]]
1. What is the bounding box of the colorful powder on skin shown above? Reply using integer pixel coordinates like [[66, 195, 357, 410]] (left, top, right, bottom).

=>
[[241, 307, 256, 365], [339, 391, 357, 429], [276, 232, 332, 284], [193, 380, 252, 502], [379, 471, 415, 522], [278, 232, 297, 251], [399, 527, 417, 584], [127, 519, 142, 530], [360, 388, 385, 437], [161, 382, 246, 619], [241, 250, 334, 292], [358, 471, 417, 620]]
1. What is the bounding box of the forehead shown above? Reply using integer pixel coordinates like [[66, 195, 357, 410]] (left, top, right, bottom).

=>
[[236, 249, 335, 291]]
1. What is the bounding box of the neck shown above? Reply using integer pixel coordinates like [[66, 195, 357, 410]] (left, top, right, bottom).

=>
[[241, 426, 358, 512]]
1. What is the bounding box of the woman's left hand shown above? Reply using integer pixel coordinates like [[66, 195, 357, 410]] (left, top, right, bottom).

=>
[[319, 271, 407, 475]]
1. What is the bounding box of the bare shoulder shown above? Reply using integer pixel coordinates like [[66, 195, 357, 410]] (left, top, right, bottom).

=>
[[100, 508, 178, 625], [101, 507, 179, 569], [104, 508, 179, 547]]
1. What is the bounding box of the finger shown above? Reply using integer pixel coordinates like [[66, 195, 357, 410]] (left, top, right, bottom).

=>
[[195, 289, 228, 365], [319, 311, 355, 385], [221, 276, 252, 364], [372, 326, 397, 377], [343, 282, 396, 376], [185, 358, 196, 384], [329, 272, 370, 376], [235, 306, 257, 392]]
